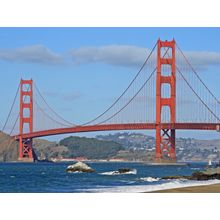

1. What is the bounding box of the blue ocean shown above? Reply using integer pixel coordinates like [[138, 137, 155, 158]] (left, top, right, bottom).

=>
[[0, 162, 219, 193]]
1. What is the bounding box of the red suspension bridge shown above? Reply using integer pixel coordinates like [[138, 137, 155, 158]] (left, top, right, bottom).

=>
[[2, 39, 220, 162]]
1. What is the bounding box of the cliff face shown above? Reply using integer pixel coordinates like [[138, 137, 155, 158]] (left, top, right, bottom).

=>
[[0, 132, 69, 162], [0, 132, 19, 162], [33, 139, 68, 160]]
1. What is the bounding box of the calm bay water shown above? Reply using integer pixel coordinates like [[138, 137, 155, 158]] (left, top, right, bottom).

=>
[[0, 162, 218, 193]]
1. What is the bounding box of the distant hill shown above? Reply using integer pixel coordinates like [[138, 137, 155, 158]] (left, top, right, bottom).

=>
[[1, 131, 220, 162], [96, 132, 154, 149], [0, 132, 124, 161], [96, 132, 220, 162], [0, 132, 69, 162], [59, 136, 124, 159], [0, 132, 18, 162]]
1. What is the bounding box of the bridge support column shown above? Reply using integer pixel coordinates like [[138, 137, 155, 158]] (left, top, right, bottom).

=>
[[18, 79, 34, 162], [155, 39, 176, 163]]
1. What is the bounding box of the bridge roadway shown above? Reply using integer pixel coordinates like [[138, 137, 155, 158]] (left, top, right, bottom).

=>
[[14, 123, 220, 140]]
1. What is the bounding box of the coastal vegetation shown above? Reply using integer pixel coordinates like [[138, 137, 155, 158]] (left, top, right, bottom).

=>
[[59, 136, 123, 159]]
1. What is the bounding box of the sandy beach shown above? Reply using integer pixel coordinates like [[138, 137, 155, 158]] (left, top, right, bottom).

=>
[[151, 183, 220, 193]]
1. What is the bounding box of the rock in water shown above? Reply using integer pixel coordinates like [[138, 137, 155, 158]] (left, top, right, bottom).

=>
[[112, 168, 136, 175], [118, 168, 134, 174], [66, 162, 95, 173]]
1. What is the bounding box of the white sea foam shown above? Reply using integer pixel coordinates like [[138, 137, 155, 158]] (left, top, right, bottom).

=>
[[191, 168, 201, 170], [140, 177, 160, 182], [100, 169, 137, 175], [100, 171, 117, 175], [68, 171, 83, 173], [85, 179, 220, 193]]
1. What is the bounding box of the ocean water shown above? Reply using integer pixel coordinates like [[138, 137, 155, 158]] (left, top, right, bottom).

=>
[[0, 162, 219, 193]]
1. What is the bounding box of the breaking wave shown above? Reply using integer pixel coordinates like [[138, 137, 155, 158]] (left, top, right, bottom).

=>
[[85, 179, 220, 193], [67, 171, 83, 174], [140, 177, 160, 182]]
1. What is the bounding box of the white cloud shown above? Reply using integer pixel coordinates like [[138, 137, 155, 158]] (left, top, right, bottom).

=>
[[70, 44, 220, 70], [0, 45, 62, 64], [70, 45, 150, 66], [185, 51, 220, 68], [1, 44, 220, 69]]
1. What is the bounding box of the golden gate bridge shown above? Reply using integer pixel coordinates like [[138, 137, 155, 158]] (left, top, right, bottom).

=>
[[2, 39, 220, 162]]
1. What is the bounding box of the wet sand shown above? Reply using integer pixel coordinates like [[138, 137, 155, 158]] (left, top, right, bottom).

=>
[[150, 183, 220, 193]]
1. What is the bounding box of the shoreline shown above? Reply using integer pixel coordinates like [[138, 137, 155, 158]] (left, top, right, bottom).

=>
[[149, 183, 220, 193]]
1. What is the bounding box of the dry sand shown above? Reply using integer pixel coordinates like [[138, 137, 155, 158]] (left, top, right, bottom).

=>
[[150, 183, 220, 193]]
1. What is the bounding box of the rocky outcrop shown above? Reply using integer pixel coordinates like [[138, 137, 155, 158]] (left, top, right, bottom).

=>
[[118, 168, 134, 174], [0, 131, 68, 162], [66, 162, 95, 173], [162, 167, 220, 181], [190, 167, 220, 180], [0, 132, 18, 162], [190, 172, 220, 181], [162, 175, 190, 180], [111, 168, 137, 175], [33, 139, 68, 160]]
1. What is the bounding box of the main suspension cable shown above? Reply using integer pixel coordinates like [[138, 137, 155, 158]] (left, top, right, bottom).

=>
[[33, 100, 71, 128], [176, 67, 220, 121], [9, 84, 30, 136], [164, 46, 220, 122], [95, 46, 170, 125], [82, 41, 158, 126], [1, 82, 20, 132], [34, 82, 76, 126], [176, 43, 220, 104], [96, 69, 156, 125]]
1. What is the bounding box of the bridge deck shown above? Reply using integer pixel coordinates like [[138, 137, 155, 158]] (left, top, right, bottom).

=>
[[14, 123, 220, 139]]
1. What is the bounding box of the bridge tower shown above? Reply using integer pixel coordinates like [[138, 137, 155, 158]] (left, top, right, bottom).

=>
[[19, 79, 34, 162], [155, 39, 176, 162]]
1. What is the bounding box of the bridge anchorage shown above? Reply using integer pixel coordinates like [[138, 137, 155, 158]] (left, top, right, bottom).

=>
[[6, 38, 220, 163]]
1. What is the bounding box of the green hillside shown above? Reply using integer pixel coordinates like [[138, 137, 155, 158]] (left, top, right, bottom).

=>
[[60, 136, 124, 159]]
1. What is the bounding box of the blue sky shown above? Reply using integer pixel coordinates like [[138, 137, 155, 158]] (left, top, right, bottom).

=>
[[1, 27, 220, 140]]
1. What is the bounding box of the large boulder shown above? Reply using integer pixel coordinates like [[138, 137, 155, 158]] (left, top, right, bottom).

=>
[[66, 162, 95, 173]]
